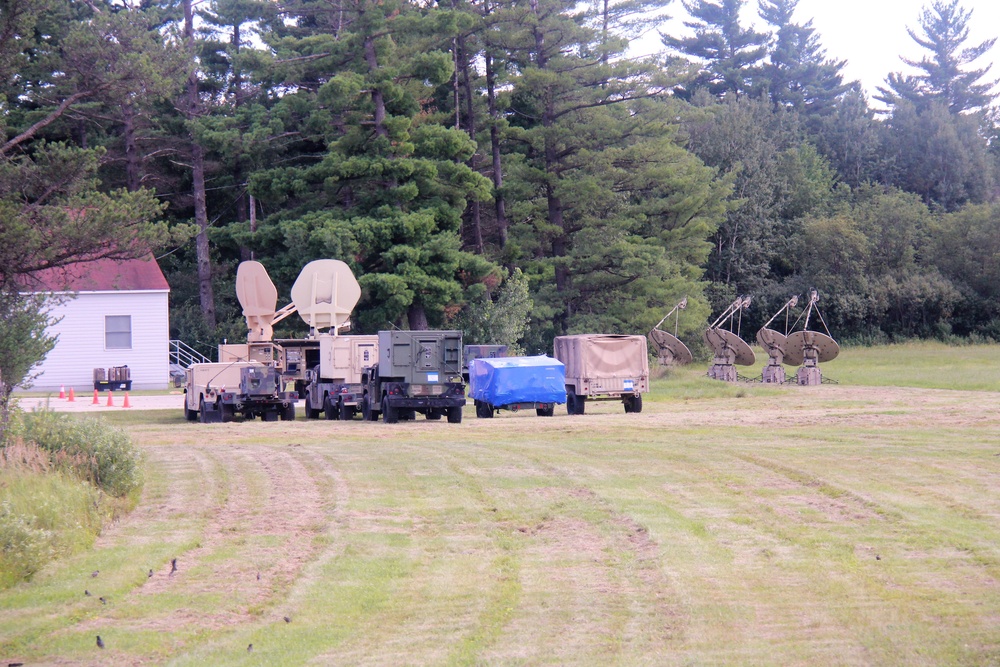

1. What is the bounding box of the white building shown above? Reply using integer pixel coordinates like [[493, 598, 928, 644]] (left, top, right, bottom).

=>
[[27, 255, 171, 391]]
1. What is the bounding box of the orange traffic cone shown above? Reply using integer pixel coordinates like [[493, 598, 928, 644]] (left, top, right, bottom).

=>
[[92, 389, 100, 405], [122, 392, 131, 408], [68, 387, 76, 402], [106, 391, 115, 407], [59, 385, 66, 399]]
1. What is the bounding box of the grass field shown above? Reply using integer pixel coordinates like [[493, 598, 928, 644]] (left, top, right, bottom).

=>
[[2, 343, 1000, 665]]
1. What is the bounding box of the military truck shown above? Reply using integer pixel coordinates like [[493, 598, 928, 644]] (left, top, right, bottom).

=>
[[361, 330, 465, 424], [218, 339, 320, 398], [183, 362, 298, 423], [302, 334, 378, 420], [553, 334, 649, 415]]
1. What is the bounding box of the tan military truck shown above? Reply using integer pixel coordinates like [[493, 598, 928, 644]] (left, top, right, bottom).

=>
[[553, 334, 649, 415], [302, 334, 379, 420], [184, 361, 298, 423]]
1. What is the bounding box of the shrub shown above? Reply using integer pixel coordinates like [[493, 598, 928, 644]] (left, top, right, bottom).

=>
[[18, 411, 143, 498], [0, 464, 103, 587]]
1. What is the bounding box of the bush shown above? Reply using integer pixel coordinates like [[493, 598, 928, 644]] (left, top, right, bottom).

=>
[[0, 460, 103, 587], [17, 411, 143, 498]]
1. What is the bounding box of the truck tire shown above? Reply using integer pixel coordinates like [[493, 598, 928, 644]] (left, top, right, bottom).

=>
[[425, 409, 442, 420], [624, 394, 643, 414], [536, 405, 554, 417], [447, 405, 463, 424], [323, 395, 338, 420], [220, 400, 235, 423], [198, 397, 209, 423], [382, 397, 398, 424], [339, 399, 353, 421], [304, 392, 320, 419], [184, 398, 198, 422], [362, 395, 374, 421], [567, 393, 586, 415], [281, 403, 296, 421]]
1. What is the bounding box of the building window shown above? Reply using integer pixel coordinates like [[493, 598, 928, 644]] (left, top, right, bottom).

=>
[[105, 315, 132, 349]]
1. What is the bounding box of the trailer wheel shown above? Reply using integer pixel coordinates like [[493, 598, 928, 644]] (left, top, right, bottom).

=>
[[536, 405, 554, 417], [305, 392, 320, 419], [382, 397, 398, 424], [280, 403, 295, 421], [475, 400, 493, 419], [220, 400, 236, 423], [624, 394, 643, 414], [447, 405, 463, 424]]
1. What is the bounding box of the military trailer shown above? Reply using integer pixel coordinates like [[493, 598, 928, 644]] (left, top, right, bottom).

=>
[[469, 356, 566, 418], [183, 362, 298, 423], [361, 330, 465, 424], [553, 334, 649, 415], [302, 334, 379, 420]]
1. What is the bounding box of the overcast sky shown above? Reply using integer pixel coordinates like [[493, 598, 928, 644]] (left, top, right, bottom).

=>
[[631, 0, 1000, 102]]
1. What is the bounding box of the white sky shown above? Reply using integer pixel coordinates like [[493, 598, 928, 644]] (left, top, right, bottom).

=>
[[631, 0, 1000, 102]]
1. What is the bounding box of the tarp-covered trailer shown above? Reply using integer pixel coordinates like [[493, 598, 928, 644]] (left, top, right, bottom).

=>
[[469, 355, 566, 418], [553, 334, 649, 415]]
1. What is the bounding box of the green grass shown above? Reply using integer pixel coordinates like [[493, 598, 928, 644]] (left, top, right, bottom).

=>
[[2, 343, 1000, 665]]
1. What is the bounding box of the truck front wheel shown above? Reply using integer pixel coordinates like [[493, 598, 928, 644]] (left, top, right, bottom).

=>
[[567, 393, 586, 416], [184, 398, 198, 422]]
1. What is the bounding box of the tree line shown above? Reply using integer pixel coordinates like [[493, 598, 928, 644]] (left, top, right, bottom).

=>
[[2, 0, 1000, 368]]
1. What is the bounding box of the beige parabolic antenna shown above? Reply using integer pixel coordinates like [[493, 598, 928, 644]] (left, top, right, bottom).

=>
[[236, 261, 279, 342], [703, 328, 756, 366], [290, 259, 361, 331], [756, 327, 787, 356], [783, 330, 840, 366], [649, 329, 694, 365]]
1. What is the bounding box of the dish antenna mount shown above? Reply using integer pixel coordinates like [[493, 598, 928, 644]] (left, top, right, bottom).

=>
[[648, 298, 693, 366], [704, 296, 755, 382], [785, 289, 840, 385], [756, 295, 798, 384]]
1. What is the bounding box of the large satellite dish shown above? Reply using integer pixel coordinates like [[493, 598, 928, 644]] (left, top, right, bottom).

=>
[[648, 298, 692, 366], [236, 261, 279, 342], [704, 296, 755, 381], [784, 330, 840, 366], [703, 328, 756, 366], [756, 327, 787, 356], [290, 259, 361, 332]]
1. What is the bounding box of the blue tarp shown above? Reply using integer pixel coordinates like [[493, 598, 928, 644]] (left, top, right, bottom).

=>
[[468, 356, 567, 406]]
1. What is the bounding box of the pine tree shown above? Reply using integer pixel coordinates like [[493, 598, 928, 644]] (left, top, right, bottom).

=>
[[662, 0, 768, 98], [877, 0, 997, 113], [758, 0, 849, 116]]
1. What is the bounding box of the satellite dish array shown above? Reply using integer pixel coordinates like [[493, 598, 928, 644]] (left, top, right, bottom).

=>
[[649, 290, 839, 384], [235, 259, 362, 341]]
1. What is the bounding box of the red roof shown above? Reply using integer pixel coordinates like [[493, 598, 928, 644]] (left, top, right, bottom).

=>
[[27, 254, 170, 292]]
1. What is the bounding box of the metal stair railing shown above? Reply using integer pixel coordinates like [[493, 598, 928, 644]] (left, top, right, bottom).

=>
[[169, 339, 211, 369]]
